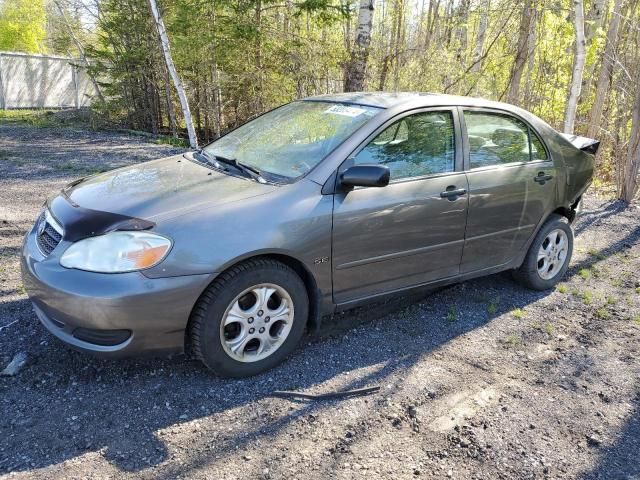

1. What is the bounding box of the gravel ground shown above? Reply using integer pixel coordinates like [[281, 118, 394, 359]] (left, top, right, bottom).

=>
[[1, 123, 639, 480]]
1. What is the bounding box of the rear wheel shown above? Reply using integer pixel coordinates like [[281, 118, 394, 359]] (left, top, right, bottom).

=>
[[513, 214, 573, 290], [190, 259, 308, 377]]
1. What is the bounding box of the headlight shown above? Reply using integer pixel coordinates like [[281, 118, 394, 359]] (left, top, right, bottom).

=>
[[60, 231, 172, 273]]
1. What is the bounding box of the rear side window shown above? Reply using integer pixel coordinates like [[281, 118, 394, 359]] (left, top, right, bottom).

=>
[[353, 111, 455, 181], [464, 111, 547, 168], [530, 130, 548, 161]]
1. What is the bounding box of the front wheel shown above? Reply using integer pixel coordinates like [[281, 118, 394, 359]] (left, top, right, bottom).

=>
[[513, 214, 574, 290], [189, 259, 308, 377]]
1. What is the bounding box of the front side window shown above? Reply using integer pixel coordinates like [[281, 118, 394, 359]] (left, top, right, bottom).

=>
[[204, 101, 381, 181], [353, 111, 456, 181], [464, 111, 547, 168]]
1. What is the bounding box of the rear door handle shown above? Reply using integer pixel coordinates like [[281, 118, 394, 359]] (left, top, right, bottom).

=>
[[440, 186, 467, 199], [534, 172, 553, 184]]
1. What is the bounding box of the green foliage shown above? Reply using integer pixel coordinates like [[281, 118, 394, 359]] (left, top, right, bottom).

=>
[[0, 0, 47, 53], [24, 0, 638, 203], [511, 308, 525, 319], [446, 305, 458, 323], [502, 334, 523, 348], [487, 300, 499, 315]]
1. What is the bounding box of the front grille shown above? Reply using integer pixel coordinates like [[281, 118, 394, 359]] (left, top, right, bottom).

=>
[[35, 210, 64, 256]]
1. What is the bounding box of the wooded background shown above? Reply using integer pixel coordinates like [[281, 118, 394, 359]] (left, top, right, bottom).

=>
[[1, 0, 639, 201]]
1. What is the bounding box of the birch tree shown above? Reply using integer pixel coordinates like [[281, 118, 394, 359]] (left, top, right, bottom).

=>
[[148, 0, 198, 149], [344, 0, 374, 92], [564, 0, 586, 134], [52, 0, 105, 103]]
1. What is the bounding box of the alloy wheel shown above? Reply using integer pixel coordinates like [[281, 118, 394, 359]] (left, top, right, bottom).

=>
[[219, 283, 294, 362], [536, 228, 569, 280]]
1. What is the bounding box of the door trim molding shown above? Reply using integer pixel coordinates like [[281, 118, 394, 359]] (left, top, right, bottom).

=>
[[464, 223, 536, 243], [336, 238, 465, 270]]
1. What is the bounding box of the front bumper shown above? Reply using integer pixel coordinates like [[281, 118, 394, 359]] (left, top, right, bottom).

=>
[[21, 225, 212, 357]]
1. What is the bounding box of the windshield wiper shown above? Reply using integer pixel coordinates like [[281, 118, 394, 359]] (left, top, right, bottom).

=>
[[211, 154, 267, 184], [193, 150, 224, 170]]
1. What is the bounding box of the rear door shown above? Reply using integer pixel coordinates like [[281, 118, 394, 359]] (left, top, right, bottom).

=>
[[331, 108, 469, 304], [460, 108, 557, 273]]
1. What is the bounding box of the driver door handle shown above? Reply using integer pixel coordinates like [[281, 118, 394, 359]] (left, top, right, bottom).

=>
[[440, 186, 467, 199], [534, 172, 553, 184]]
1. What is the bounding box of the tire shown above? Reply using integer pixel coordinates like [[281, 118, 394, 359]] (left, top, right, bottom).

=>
[[512, 214, 574, 291], [189, 259, 309, 377]]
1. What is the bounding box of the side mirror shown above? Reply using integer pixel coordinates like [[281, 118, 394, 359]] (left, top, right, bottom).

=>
[[339, 164, 390, 189]]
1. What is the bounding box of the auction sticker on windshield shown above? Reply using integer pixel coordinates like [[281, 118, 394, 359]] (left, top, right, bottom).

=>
[[324, 104, 367, 117]]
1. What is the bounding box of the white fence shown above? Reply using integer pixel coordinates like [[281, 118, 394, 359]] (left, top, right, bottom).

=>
[[0, 51, 98, 109]]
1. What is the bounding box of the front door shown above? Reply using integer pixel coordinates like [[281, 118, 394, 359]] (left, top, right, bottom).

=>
[[460, 109, 557, 273], [331, 109, 469, 304]]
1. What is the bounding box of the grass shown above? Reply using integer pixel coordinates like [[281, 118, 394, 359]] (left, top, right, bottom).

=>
[[486, 297, 500, 315], [582, 290, 593, 305], [502, 334, 523, 348], [532, 321, 554, 335], [587, 247, 606, 260], [633, 315, 640, 326], [446, 305, 458, 323], [511, 308, 526, 319], [590, 265, 608, 278], [606, 296, 617, 305], [636, 287, 640, 295], [153, 136, 189, 148], [0, 109, 60, 127], [595, 308, 610, 320], [57, 162, 106, 176], [611, 278, 623, 287], [557, 284, 568, 294], [578, 268, 591, 280]]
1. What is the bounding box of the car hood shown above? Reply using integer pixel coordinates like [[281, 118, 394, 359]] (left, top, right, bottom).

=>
[[60, 154, 278, 221]]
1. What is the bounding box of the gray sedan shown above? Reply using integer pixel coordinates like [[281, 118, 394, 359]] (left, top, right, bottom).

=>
[[21, 93, 596, 377]]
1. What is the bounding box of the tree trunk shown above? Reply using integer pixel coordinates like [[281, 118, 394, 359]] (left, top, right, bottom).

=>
[[506, 0, 535, 105], [344, 0, 375, 92], [470, 0, 489, 73], [454, 0, 470, 65], [621, 69, 640, 203], [52, 0, 105, 103], [161, 63, 177, 136], [148, 0, 198, 149], [586, 0, 623, 139], [564, 0, 587, 134]]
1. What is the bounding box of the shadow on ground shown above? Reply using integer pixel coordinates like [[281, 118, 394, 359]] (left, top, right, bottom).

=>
[[1, 271, 549, 474]]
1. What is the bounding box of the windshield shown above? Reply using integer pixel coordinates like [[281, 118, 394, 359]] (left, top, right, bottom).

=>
[[203, 101, 381, 181]]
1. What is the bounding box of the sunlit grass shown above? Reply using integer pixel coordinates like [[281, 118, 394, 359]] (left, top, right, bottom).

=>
[[578, 268, 591, 280]]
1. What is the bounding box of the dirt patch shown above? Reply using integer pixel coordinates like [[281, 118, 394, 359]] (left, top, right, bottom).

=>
[[1, 123, 639, 479]]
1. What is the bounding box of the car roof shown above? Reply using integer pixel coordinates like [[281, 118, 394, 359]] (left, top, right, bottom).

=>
[[304, 91, 520, 111], [303, 91, 553, 131]]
